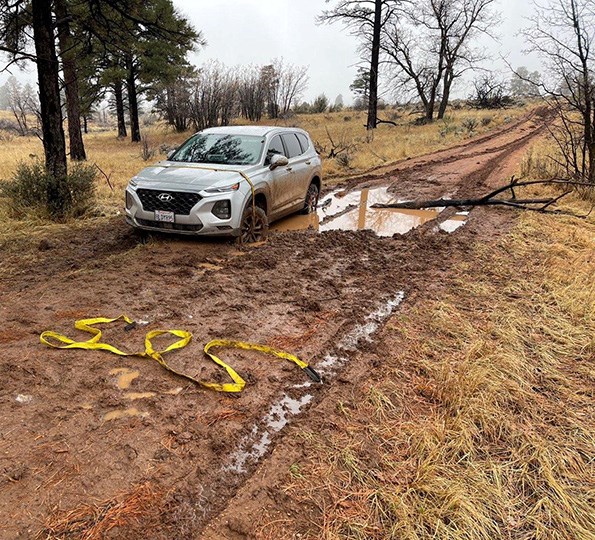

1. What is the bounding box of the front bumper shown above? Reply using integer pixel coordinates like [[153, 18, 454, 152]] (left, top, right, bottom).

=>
[[125, 185, 245, 237]]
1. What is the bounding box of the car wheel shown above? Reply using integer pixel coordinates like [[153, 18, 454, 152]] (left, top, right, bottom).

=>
[[238, 205, 269, 244], [302, 182, 319, 214]]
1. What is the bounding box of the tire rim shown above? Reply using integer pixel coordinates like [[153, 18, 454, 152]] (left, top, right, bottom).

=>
[[241, 210, 266, 243], [306, 186, 319, 214]]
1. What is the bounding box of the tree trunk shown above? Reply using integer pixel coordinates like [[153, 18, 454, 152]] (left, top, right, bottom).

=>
[[366, 0, 382, 130], [425, 97, 435, 122], [126, 56, 141, 142], [438, 70, 454, 120], [83, 115, 88, 134], [55, 0, 86, 161], [31, 0, 70, 216], [113, 80, 127, 138]]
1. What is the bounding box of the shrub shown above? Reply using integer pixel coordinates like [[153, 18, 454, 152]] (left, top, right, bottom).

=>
[[141, 136, 156, 161], [481, 116, 493, 126], [462, 117, 478, 134], [1, 160, 96, 220]]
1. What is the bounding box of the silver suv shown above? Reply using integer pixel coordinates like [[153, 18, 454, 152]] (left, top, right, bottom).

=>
[[125, 126, 322, 242]]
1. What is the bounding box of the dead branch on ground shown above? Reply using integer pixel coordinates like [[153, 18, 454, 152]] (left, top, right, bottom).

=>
[[372, 177, 594, 218], [93, 163, 114, 192]]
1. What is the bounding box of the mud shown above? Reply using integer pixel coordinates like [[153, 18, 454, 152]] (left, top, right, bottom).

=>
[[0, 110, 548, 539]]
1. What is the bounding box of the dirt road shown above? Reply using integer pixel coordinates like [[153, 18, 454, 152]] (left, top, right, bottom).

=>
[[0, 109, 549, 539]]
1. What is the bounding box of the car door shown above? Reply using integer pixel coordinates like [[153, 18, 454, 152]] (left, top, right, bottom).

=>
[[281, 133, 311, 207], [266, 134, 294, 214]]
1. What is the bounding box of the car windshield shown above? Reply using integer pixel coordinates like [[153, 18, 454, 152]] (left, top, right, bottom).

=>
[[170, 134, 264, 166]]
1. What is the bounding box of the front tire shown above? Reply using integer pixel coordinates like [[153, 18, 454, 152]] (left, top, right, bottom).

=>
[[238, 205, 269, 244], [302, 182, 319, 214]]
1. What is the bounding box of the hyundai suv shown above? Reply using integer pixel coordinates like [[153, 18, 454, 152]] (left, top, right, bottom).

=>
[[125, 126, 322, 242]]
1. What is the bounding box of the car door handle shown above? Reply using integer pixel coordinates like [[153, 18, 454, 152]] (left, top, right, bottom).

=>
[[286, 167, 293, 171], [305, 161, 311, 165]]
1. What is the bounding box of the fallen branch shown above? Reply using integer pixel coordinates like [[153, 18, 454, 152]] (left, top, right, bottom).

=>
[[94, 163, 114, 192], [372, 178, 594, 218]]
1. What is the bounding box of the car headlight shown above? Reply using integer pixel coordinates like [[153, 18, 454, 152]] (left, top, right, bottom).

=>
[[205, 182, 240, 194], [125, 190, 133, 209], [129, 176, 138, 187]]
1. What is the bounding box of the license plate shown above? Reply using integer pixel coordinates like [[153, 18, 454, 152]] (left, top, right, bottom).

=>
[[155, 210, 175, 223]]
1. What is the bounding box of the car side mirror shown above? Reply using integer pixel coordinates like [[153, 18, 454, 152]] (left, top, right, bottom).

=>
[[269, 154, 289, 170]]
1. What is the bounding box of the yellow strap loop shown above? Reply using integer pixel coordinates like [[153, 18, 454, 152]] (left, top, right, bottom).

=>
[[40, 317, 319, 392]]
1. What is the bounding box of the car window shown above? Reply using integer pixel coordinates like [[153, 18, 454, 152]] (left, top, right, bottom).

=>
[[281, 134, 303, 159], [296, 133, 310, 153], [266, 135, 286, 163], [171, 134, 264, 165]]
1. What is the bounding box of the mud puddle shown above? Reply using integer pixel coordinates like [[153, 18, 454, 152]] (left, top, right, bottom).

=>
[[272, 187, 468, 236]]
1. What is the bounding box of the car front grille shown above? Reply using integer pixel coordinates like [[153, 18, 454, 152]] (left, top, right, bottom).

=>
[[137, 189, 201, 215], [136, 218, 204, 232]]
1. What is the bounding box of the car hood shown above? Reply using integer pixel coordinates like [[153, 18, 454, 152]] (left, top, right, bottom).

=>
[[133, 161, 260, 189]]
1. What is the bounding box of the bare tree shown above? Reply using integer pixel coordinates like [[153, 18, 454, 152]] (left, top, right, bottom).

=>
[[522, 0, 595, 186], [276, 59, 309, 116], [383, 0, 498, 121], [319, 0, 398, 130], [153, 65, 195, 132], [238, 65, 267, 122], [189, 61, 238, 131], [5, 76, 38, 135], [260, 59, 309, 118], [471, 74, 513, 109]]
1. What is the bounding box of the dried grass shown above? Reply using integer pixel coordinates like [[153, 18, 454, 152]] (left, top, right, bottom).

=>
[[274, 198, 595, 539], [39, 482, 162, 540]]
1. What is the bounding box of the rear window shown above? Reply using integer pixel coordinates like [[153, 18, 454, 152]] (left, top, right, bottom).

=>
[[296, 133, 310, 153], [281, 134, 303, 159]]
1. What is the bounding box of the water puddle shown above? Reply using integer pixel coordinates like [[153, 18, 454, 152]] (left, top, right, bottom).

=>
[[272, 187, 468, 236], [227, 393, 314, 473], [109, 368, 140, 389], [439, 212, 468, 233], [103, 408, 149, 422], [226, 291, 406, 473]]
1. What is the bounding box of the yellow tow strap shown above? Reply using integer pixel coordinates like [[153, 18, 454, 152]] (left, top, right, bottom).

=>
[[40, 316, 320, 393]]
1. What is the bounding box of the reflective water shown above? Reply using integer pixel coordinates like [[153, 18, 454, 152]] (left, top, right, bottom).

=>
[[272, 187, 468, 236], [227, 392, 314, 473]]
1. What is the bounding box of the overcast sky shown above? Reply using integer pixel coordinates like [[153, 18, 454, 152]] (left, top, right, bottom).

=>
[[177, 0, 542, 102], [1, 0, 542, 103]]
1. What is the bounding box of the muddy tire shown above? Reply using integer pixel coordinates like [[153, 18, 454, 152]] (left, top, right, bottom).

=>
[[237, 205, 269, 244], [301, 182, 319, 214]]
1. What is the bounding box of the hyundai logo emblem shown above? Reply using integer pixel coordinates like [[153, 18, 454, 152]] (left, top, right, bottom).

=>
[[158, 193, 173, 202]]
